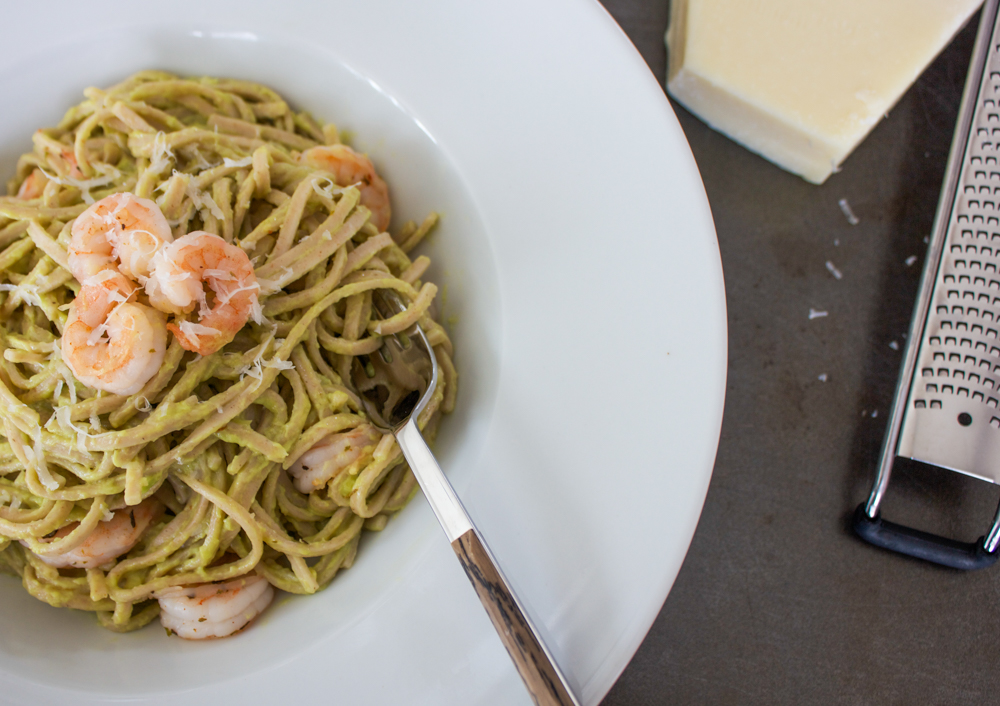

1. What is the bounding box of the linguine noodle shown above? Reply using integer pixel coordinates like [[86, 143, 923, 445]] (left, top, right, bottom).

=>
[[0, 71, 456, 633]]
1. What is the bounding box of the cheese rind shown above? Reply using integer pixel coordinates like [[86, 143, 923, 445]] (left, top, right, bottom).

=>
[[666, 0, 981, 183]]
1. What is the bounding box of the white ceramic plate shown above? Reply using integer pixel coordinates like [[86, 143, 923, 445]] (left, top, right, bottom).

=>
[[0, 1, 726, 703]]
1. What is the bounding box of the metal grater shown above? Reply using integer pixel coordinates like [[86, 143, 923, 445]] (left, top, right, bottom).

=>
[[855, 0, 1000, 570]]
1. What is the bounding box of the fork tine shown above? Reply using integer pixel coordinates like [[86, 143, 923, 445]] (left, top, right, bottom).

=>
[[349, 287, 439, 433]]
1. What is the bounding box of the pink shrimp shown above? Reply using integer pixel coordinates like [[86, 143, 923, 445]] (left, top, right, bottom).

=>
[[68, 192, 173, 283], [299, 144, 391, 232], [16, 169, 48, 200], [61, 271, 168, 395], [34, 499, 162, 569], [156, 575, 274, 640], [36, 136, 84, 180], [145, 231, 260, 356], [288, 424, 381, 493]]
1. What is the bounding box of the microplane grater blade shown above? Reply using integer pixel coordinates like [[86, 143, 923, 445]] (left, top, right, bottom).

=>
[[897, 13, 1000, 483]]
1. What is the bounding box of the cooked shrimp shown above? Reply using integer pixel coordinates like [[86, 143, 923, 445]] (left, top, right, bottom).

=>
[[145, 231, 260, 356], [16, 168, 48, 199], [69, 192, 173, 283], [299, 144, 391, 232], [36, 136, 83, 180], [289, 424, 381, 493], [156, 575, 274, 639], [34, 499, 162, 569], [61, 271, 168, 395]]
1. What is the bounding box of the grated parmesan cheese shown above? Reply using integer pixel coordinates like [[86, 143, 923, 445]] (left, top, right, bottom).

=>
[[203, 268, 234, 281], [54, 406, 93, 453], [311, 176, 356, 201], [182, 171, 225, 219], [148, 132, 175, 175], [181, 145, 218, 172], [178, 320, 221, 337], [223, 156, 253, 168], [31, 427, 60, 491], [40, 164, 121, 204], [0, 283, 41, 308], [82, 269, 122, 288], [249, 296, 264, 325], [234, 326, 291, 387], [838, 198, 859, 226]]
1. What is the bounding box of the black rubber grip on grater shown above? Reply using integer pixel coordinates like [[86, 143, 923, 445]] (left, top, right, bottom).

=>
[[853, 504, 998, 571]]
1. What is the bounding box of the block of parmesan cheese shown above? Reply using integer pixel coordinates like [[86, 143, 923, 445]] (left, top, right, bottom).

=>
[[665, 0, 982, 183]]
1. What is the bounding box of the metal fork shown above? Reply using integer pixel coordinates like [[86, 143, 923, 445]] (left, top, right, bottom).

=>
[[350, 289, 580, 706]]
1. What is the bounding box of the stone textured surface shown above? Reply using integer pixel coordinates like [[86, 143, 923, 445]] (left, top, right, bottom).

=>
[[598, 2, 1000, 703]]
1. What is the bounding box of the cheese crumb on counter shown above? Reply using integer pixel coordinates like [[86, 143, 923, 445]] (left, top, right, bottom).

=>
[[838, 198, 859, 226], [665, 0, 980, 183]]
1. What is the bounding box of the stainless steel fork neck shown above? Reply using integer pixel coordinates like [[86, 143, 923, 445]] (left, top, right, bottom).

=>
[[394, 419, 472, 542]]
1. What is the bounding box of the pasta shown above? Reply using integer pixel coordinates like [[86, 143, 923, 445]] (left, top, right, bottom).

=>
[[0, 71, 457, 636]]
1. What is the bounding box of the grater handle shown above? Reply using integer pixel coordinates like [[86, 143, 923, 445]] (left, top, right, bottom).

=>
[[853, 505, 998, 570]]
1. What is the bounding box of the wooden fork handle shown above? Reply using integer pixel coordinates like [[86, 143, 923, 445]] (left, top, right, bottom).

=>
[[452, 529, 579, 706]]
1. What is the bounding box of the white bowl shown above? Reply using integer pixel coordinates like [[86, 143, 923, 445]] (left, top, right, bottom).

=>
[[0, 2, 726, 704]]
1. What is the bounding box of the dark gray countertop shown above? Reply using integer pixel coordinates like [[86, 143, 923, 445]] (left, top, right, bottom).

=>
[[597, 2, 1000, 704]]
